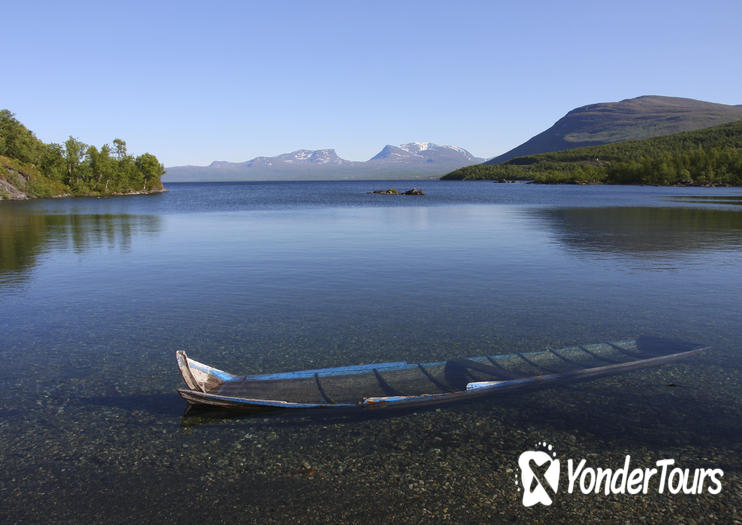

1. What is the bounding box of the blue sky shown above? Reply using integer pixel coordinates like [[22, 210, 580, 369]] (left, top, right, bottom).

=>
[[3, 1, 741, 166]]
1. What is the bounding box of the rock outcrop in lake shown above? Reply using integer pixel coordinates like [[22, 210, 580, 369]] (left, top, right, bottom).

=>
[[370, 187, 424, 195]]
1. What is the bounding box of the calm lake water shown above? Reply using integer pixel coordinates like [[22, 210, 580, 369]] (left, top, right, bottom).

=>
[[1, 181, 740, 523]]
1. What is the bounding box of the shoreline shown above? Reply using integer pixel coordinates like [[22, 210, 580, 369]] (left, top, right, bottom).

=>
[[0, 187, 168, 202], [490, 180, 740, 187]]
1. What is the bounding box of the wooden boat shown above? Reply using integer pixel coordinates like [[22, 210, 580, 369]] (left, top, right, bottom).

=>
[[176, 336, 707, 412]]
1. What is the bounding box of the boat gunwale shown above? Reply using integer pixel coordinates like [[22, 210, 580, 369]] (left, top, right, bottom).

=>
[[195, 338, 643, 383], [361, 345, 709, 408]]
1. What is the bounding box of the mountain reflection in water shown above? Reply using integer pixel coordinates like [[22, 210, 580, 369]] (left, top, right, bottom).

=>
[[532, 206, 742, 257]]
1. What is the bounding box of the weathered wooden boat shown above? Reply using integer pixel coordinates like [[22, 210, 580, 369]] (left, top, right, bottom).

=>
[[176, 336, 707, 412]]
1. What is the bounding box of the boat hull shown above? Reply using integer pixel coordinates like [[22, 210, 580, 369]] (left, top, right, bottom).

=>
[[176, 336, 708, 412]]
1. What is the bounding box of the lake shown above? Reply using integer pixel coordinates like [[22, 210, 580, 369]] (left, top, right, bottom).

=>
[[1, 181, 740, 523]]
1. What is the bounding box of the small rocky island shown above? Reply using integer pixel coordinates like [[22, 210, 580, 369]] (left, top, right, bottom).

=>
[[370, 187, 424, 196]]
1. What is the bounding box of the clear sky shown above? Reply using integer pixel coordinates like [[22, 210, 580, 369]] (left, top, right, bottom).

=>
[[3, 1, 741, 166]]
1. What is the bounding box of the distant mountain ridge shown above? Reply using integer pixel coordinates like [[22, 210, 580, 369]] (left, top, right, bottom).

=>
[[165, 142, 483, 181], [487, 96, 742, 164]]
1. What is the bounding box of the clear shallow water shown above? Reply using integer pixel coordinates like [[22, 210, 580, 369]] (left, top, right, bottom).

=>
[[1, 181, 741, 523]]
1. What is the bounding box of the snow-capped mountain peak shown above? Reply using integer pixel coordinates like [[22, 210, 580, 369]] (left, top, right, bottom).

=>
[[292, 150, 313, 160], [166, 142, 483, 181], [367, 142, 481, 164], [399, 142, 435, 154]]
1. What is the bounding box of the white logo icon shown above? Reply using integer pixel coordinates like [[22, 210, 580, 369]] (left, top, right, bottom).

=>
[[514, 443, 723, 505], [517, 442, 560, 507]]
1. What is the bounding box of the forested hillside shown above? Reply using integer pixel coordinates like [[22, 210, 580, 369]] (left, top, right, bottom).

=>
[[443, 121, 742, 185], [485, 96, 742, 164], [0, 110, 165, 199]]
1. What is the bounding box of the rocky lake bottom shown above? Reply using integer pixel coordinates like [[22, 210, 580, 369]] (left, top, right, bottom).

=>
[[1, 181, 740, 523]]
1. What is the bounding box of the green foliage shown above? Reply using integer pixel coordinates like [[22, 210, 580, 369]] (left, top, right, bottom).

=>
[[0, 110, 45, 164], [443, 121, 742, 185], [0, 155, 67, 197], [0, 110, 165, 198], [135, 152, 165, 191]]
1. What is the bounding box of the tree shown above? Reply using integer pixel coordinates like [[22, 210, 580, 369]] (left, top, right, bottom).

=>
[[135, 153, 165, 191], [112, 138, 127, 160], [0, 109, 44, 164], [39, 143, 66, 182], [64, 137, 87, 185]]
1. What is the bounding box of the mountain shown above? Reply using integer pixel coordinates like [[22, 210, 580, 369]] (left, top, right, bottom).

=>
[[487, 96, 742, 164], [164, 143, 483, 181], [443, 120, 742, 186], [238, 149, 352, 169]]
